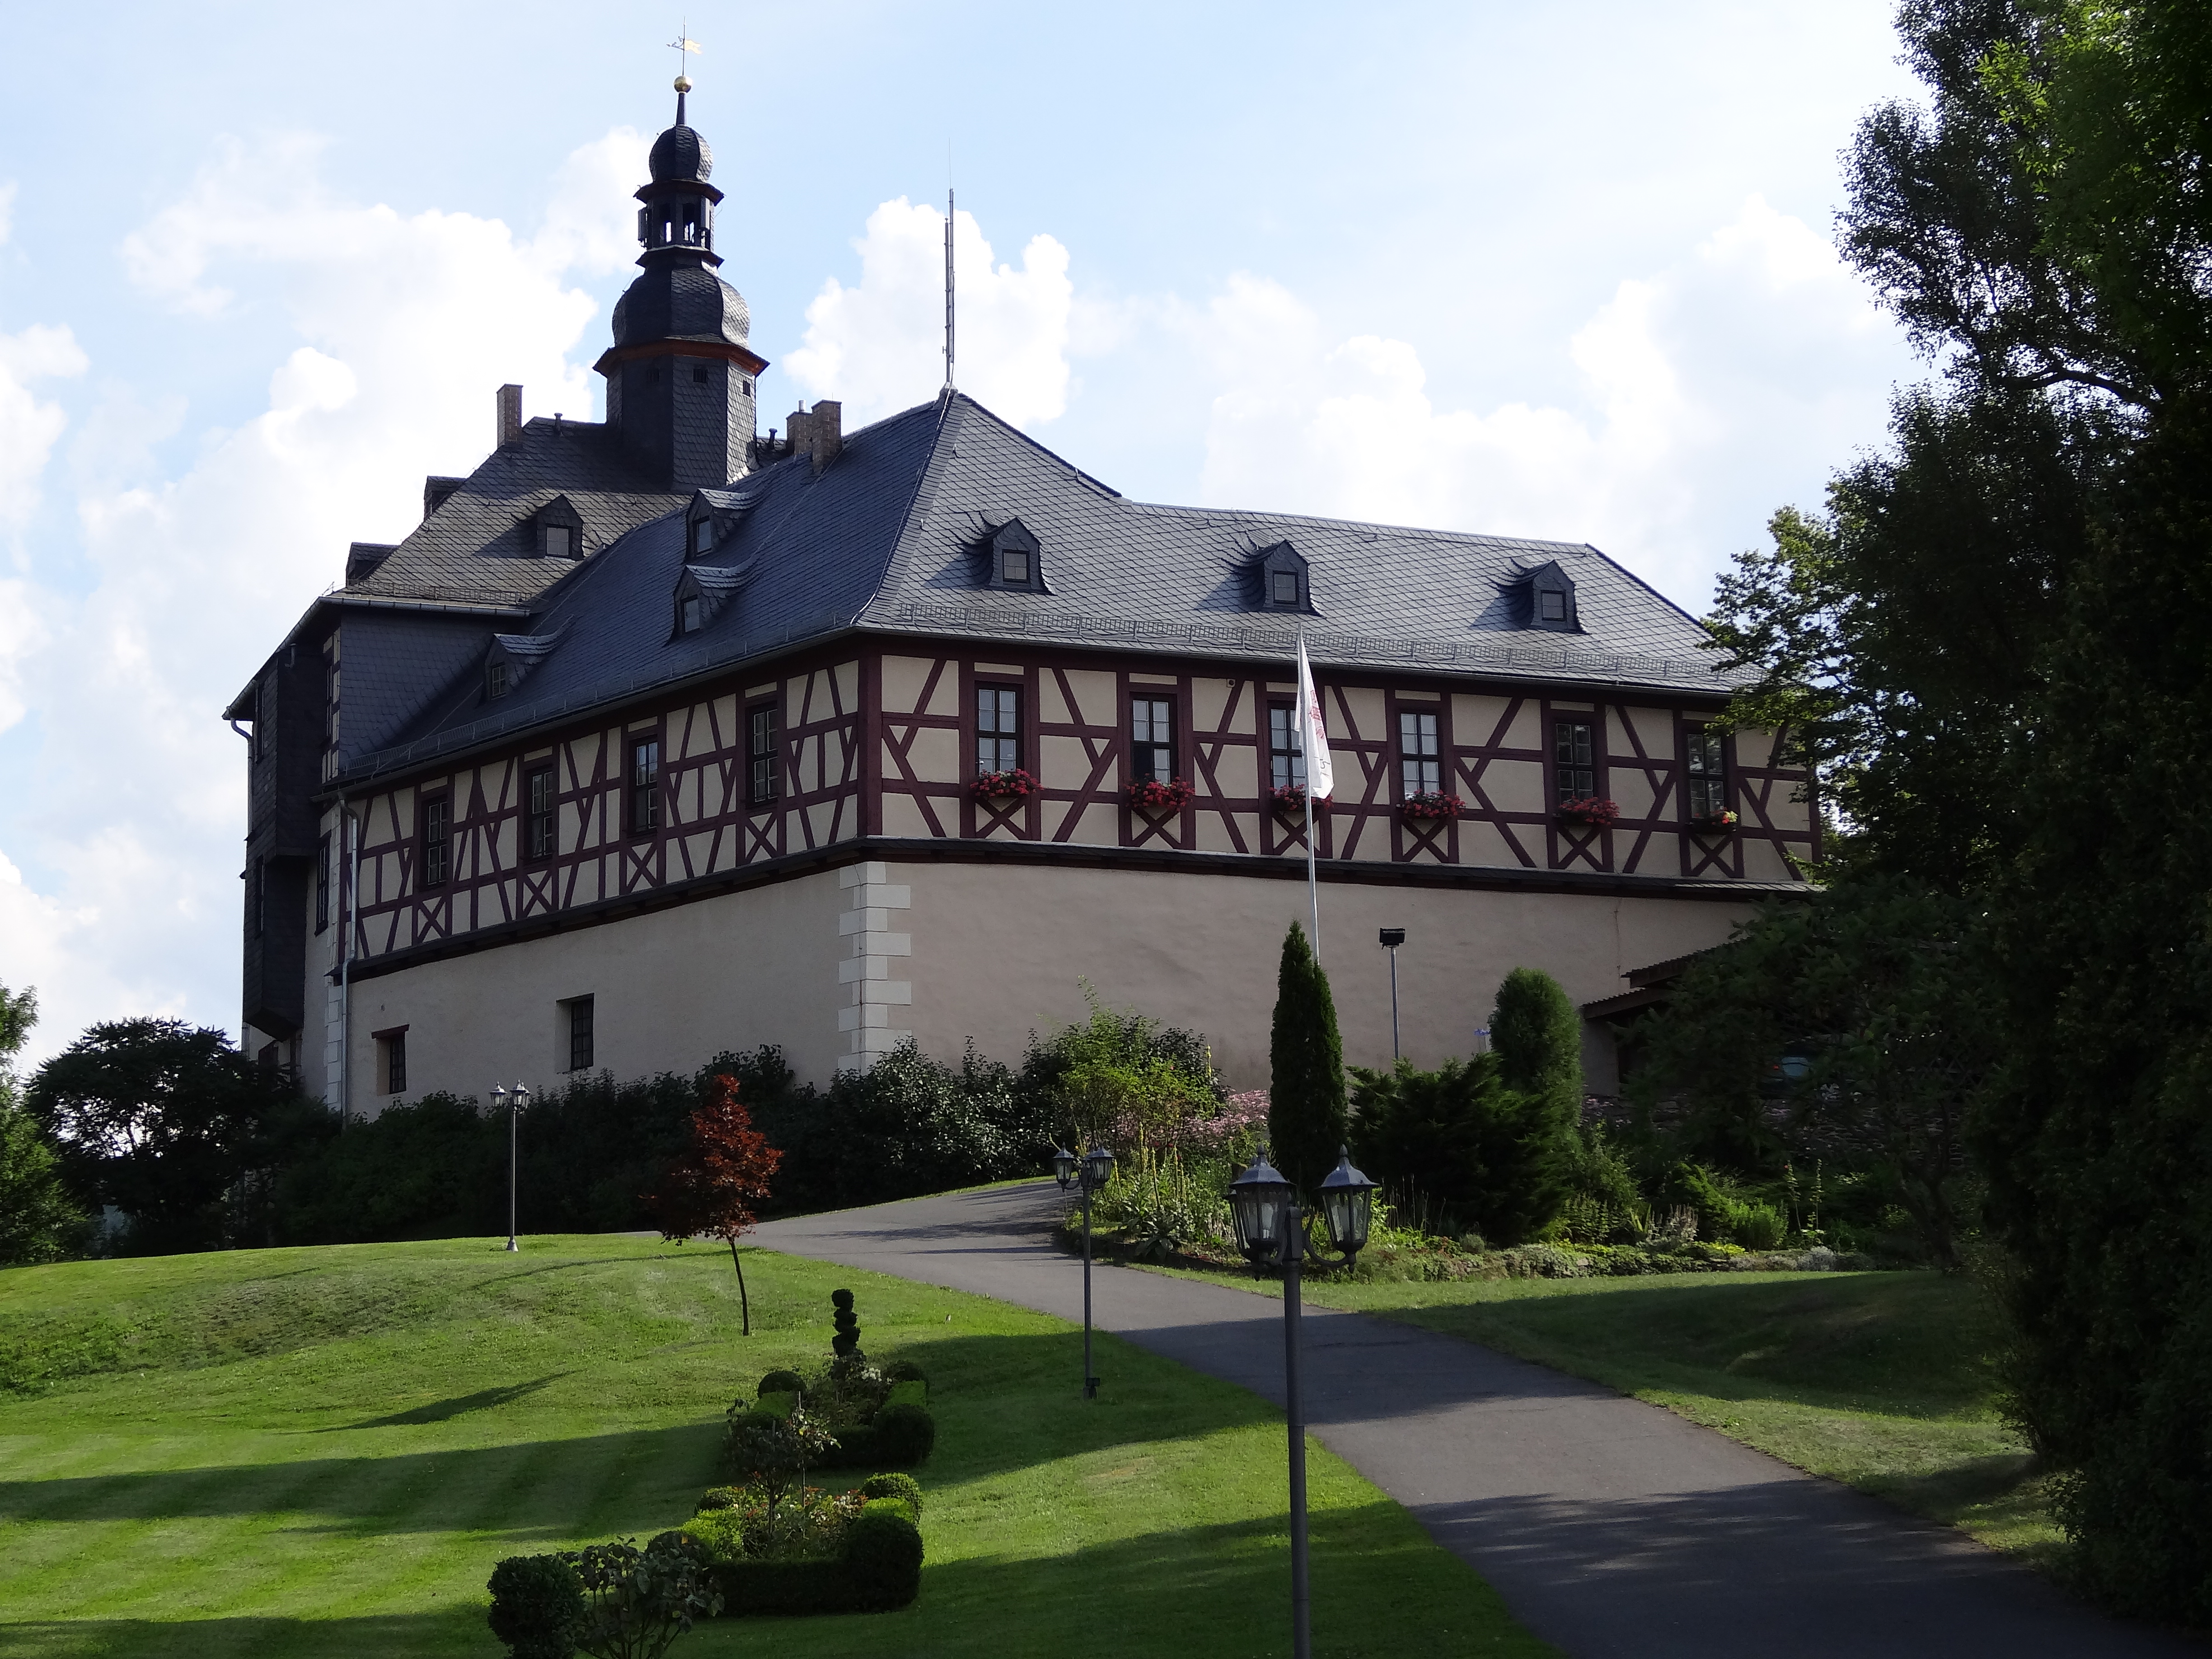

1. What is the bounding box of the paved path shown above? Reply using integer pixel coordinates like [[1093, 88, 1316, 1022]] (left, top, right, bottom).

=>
[[755, 1181, 2198, 1659]]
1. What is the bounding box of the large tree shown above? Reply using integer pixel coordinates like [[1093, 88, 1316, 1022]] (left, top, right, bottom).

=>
[[0, 983, 84, 1265], [25, 1019, 315, 1253], [1692, 0, 2212, 1618]]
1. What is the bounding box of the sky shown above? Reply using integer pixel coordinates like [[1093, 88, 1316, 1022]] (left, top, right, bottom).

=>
[[0, 2, 1931, 1068]]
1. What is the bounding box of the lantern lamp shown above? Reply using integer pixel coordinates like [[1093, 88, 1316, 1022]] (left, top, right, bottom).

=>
[[1228, 1148, 1295, 1263], [1051, 1147, 1079, 1190], [1317, 1145, 1376, 1261], [1082, 1146, 1116, 1191]]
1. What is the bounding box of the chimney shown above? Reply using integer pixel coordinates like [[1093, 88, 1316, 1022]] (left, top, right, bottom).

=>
[[497, 384, 523, 448], [787, 400, 842, 473]]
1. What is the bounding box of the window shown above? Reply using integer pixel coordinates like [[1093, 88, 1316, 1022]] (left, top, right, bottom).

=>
[[1273, 570, 1299, 605], [526, 765, 556, 861], [748, 703, 780, 805], [1399, 709, 1441, 795], [1527, 564, 1579, 632], [488, 659, 510, 699], [545, 525, 572, 559], [1687, 726, 1728, 819], [1540, 589, 1566, 622], [315, 833, 331, 933], [378, 1028, 408, 1095], [690, 517, 714, 557], [1258, 542, 1308, 611], [1269, 703, 1306, 791], [1132, 697, 1176, 784], [678, 593, 703, 635], [567, 997, 595, 1072], [976, 685, 1021, 774], [986, 520, 1042, 590], [1002, 546, 1031, 585], [421, 795, 451, 887], [630, 739, 661, 835], [691, 362, 709, 384], [1555, 719, 1596, 803]]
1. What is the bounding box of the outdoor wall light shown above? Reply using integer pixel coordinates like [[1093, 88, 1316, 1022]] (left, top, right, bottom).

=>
[[1049, 1145, 1117, 1398]]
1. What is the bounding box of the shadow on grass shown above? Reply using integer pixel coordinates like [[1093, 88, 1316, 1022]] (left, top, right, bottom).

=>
[[0, 1612, 476, 1659], [332, 1373, 572, 1429]]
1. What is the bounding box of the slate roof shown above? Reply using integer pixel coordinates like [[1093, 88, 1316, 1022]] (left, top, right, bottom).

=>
[[346, 416, 685, 607], [334, 391, 1742, 786]]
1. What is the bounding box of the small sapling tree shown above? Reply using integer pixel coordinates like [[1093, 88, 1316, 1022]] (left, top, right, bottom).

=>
[[1268, 921, 1346, 1194], [650, 1073, 782, 1335]]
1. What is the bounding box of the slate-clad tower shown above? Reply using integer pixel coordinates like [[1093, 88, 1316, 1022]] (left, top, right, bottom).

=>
[[595, 79, 768, 489]]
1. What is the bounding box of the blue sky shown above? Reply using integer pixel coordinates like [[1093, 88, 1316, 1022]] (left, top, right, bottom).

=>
[[0, 2, 1926, 1063]]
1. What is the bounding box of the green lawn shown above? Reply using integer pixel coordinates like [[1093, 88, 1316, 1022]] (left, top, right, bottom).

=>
[[0, 1237, 1554, 1659], [1142, 1259, 2057, 1566]]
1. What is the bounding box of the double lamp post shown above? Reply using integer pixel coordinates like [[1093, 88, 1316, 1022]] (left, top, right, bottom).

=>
[[1052, 1133, 1374, 1659], [488, 1080, 530, 1252]]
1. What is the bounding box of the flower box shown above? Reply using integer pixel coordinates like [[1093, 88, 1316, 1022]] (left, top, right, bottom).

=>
[[970, 768, 1037, 802], [1688, 809, 1739, 833], [1400, 790, 1465, 821], [1271, 784, 1322, 814], [1556, 796, 1619, 828], [1127, 777, 1195, 811]]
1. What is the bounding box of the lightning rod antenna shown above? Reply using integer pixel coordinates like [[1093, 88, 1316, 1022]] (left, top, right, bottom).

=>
[[944, 184, 956, 391]]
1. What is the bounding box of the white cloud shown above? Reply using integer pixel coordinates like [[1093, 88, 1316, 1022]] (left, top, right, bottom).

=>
[[0, 180, 16, 248], [1188, 195, 1898, 601], [0, 129, 645, 1065], [0, 321, 88, 544], [787, 197, 1073, 428]]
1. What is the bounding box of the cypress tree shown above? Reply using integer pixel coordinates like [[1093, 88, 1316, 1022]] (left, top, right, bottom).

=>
[[1267, 921, 1345, 1193], [1490, 967, 1582, 1119]]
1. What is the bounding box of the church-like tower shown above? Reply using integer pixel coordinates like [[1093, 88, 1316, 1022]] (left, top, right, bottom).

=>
[[595, 77, 769, 489]]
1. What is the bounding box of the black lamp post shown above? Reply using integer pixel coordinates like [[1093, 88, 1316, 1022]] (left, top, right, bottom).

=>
[[1229, 1143, 1375, 1659], [491, 1081, 530, 1252], [1052, 1144, 1117, 1398], [1378, 927, 1406, 1060]]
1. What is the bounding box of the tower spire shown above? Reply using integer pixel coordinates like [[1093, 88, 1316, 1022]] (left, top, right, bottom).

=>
[[667, 26, 701, 124]]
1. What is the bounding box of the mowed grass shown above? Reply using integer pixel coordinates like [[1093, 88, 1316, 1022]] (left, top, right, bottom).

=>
[[1144, 1261, 2056, 1565], [0, 1237, 1555, 1659]]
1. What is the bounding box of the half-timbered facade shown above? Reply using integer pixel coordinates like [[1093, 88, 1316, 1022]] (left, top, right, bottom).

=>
[[228, 90, 1813, 1116]]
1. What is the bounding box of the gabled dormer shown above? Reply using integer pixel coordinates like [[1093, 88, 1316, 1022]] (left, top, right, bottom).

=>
[[1253, 541, 1311, 613], [683, 487, 753, 561], [978, 518, 1045, 592], [671, 561, 753, 639], [533, 495, 585, 561], [484, 627, 566, 702], [1520, 560, 1581, 632]]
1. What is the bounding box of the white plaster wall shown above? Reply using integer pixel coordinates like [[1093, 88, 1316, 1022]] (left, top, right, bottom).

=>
[[893, 860, 1761, 1094], [344, 867, 850, 1115]]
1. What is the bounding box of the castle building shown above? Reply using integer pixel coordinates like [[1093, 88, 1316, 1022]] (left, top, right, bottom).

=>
[[226, 85, 1814, 1115]]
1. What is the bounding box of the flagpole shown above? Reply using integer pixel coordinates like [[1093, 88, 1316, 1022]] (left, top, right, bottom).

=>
[[1297, 630, 1326, 965]]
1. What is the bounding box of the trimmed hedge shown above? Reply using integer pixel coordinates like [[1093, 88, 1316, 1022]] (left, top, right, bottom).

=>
[[815, 1402, 935, 1470], [702, 1497, 923, 1616]]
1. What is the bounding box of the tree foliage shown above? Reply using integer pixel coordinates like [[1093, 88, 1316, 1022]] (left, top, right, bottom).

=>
[[649, 1075, 782, 1334], [1347, 1054, 1569, 1245], [1267, 922, 1346, 1194]]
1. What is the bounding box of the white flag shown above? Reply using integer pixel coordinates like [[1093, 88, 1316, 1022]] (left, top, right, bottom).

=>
[[1295, 634, 1334, 803]]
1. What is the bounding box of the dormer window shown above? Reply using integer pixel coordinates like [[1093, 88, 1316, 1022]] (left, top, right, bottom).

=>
[[984, 519, 1045, 591], [534, 495, 585, 560], [1256, 542, 1310, 612], [690, 517, 714, 557], [1522, 561, 1581, 633], [670, 562, 751, 640], [488, 660, 511, 699], [678, 594, 703, 635]]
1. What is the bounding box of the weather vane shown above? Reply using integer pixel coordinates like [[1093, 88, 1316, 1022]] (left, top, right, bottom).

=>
[[669, 23, 702, 91]]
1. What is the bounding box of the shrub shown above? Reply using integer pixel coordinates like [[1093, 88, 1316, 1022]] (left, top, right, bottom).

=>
[[866, 1402, 936, 1467], [757, 1369, 804, 1398], [1269, 922, 1347, 1194], [858, 1472, 923, 1518], [1734, 1203, 1787, 1251], [1348, 1054, 1572, 1245], [843, 1500, 925, 1612], [567, 1532, 722, 1657], [695, 1486, 743, 1512], [830, 1289, 862, 1359], [884, 1380, 927, 1411], [487, 1553, 586, 1659], [1490, 967, 1583, 1117], [881, 1358, 926, 1385]]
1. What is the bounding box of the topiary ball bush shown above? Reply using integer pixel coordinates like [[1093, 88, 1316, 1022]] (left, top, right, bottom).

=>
[[844, 1500, 924, 1612], [881, 1358, 927, 1385], [487, 1553, 585, 1659], [758, 1368, 805, 1399], [869, 1402, 936, 1467], [859, 1472, 924, 1518], [696, 1486, 744, 1513]]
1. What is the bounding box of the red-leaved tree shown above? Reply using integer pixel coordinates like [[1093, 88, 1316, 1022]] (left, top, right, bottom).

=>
[[649, 1073, 782, 1335]]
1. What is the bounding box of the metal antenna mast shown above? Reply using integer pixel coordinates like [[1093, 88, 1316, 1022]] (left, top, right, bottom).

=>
[[944, 185, 956, 390]]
